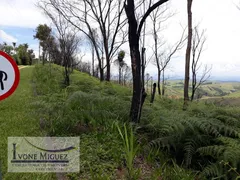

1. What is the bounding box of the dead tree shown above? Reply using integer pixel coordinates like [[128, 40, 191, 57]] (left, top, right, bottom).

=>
[[122, 65, 131, 86], [150, 83, 156, 104], [183, 0, 193, 110], [115, 50, 126, 85], [38, 0, 127, 81], [88, 28, 98, 76], [124, 0, 169, 123], [191, 26, 211, 100], [39, 6, 80, 86], [149, 5, 185, 97], [145, 73, 150, 92], [153, 29, 186, 97], [150, 5, 173, 96]]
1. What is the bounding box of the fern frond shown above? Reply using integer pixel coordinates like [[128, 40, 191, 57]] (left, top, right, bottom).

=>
[[197, 145, 225, 158], [184, 139, 197, 167], [200, 163, 224, 178]]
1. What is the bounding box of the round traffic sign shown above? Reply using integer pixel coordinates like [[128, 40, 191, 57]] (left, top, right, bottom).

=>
[[0, 51, 20, 101]]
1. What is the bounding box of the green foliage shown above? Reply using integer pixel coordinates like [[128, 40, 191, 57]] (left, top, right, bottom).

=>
[[0, 42, 34, 65], [17, 44, 30, 65], [116, 123, 140, 179], [140, 98, 240, 179], [34, 24, 52, 41], [12, 54, 21, 65]]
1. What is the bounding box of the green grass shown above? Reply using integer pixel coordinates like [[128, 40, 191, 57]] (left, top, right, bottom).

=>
[[31, 65, 196, 179], [2, 64, 239, 179], [227, 91, 240, 97], [31, 65, 131, 179], [0, 67, 55, 179]]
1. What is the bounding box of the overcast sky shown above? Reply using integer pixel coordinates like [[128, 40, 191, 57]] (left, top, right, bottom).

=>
[[0, 0, 240, 80]]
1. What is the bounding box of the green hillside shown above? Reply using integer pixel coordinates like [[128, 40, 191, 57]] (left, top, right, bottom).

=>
[[161, 80, 240, 101], [0, 65, 240, 179]]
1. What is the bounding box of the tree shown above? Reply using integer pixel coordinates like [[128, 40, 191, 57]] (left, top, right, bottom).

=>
[[183, 0, 193, 110], [28, 49, 35, 65], [77, 60, 91, 75], [38, 0, 127, 81], [12, 42, 16, 55], [124, 0, 169, 123], [145, 73, 150, 92], [17, 44, 30, 65], [1, 43, 13, 55], [191, 27, 211, 101], [122, 65, 131, 86], [39, 8, 80, 86], [87, 28, 98, 76], [34, 24, 52, 65], [150, 5, 171, 95], [150, 83, 156, 104], [115, 50, 126, 84], [153, 30, 186, 96], [149, 5, 185, 96]]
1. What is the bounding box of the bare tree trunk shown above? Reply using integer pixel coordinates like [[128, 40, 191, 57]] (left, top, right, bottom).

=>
[[99, 67, 104, 81], [106, 55, 111, 81], [190, 27, 209, 101], [183, 0, 193, 110], [191, 87, 195, 101], [157, 70, 161, 95], [191, 71, 196, 101], [64, 66, 70, 86], [42, 51, 45, 65], [119, 66, 121, 84], [125, 2, 142, 123], [141, 47, 146, 88], [92, 45, 94, 76], [162, 68, 165, 96], [125, 0, 169, 123], [150, 83, 156, 104]]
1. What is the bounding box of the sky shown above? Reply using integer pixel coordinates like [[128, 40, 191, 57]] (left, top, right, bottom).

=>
[[0, 0, 240, 81]]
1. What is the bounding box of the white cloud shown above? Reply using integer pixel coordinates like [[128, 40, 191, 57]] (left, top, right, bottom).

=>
[[0, 0, 49, 28], [0, 30, 17, 43]]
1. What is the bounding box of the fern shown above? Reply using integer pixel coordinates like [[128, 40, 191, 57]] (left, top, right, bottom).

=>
[[200, 163, 225, 179], [197, 145, 225, 158], [142, 99, 240, 179]]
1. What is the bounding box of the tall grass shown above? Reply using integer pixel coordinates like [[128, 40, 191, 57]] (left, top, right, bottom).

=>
[[117, 123, 140, 179]]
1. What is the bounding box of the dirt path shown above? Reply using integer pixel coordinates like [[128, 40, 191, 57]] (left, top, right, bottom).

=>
[[18, 66, 28, 70]]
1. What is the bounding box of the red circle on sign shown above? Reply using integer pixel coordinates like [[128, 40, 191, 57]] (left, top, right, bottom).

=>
[[0, 51, 20, 101]]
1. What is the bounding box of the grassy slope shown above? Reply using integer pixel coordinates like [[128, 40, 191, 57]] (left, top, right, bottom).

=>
[[0, 67, 55, 180], [31, 65, 240, 179], [2, 65, 238, 179], [163, 81, 240, 106], [31, 64, 196, 180]]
